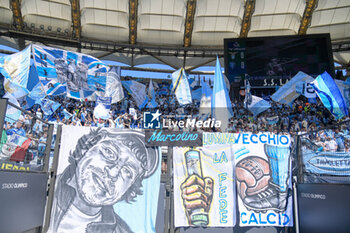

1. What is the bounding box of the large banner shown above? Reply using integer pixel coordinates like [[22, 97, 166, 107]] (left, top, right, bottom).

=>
[[48, 126, 161, 233], [32, 45, 107, 99], [302, 138, 350, 176], [235, 133, 293, 227], [173, 133, 236, 227]]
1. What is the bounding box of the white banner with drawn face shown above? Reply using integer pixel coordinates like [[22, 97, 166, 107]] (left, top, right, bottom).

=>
[[48, 126, 161, 233], [173, 133, 236, 227], [234, 133, 293, 227]]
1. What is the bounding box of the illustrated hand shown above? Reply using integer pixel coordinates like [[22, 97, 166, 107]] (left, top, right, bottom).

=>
[[180, 174, 213, 225]]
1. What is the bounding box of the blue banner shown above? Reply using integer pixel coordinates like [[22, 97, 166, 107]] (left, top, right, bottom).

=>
[[32, 45, 107, 99], [303, 148, 350, 176]]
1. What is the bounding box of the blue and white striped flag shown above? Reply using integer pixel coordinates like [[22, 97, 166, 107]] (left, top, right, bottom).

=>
[[122, 80, 149, 109], [247, 95, 271, 116], [271, 71, 314, 104], [147, 80, 158, 108], [38, 98, 61, 116], [171, 68, 192, 105], [0, 46, 31, 99], [105, 66, 124, 104], [32, 45, 107, 99], [211, 57, 233, 129], [310, 72, 349, 120]]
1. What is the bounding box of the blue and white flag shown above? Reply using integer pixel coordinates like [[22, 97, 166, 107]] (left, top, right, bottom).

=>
[[38, 98, 61, 116], [93, 96, 111, 120], [4, 93, 21, 123], [310, 72, 349, 120], [28, 82, 46, 102], [335, 79, 350, 108], [248, 95, 271, 116], [244, 80, 252, 108], [105, 66, 124, 104], [211, 57, 233, 129], [189, 76, 200, 89], [171, 68, 192, 105], [122, 80, 148, 109], [295, 81, 316, 99], [199, 81, 212, 115], [271, 71, 314, 104], [266, 116, 279, 125], [191, 88, 202, 101], [32, 44, 107, 99], [62, 109, 73, 119], [147, 80, 158, 109], [0, 46, 31, 99], [42, 80, 67, 96]]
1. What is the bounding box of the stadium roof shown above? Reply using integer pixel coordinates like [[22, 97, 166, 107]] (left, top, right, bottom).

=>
[[0, 0, 349, 74]]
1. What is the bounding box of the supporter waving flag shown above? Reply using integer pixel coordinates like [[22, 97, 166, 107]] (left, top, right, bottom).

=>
[[311, 71, 349, 120], [171, 68, 192, 105], [32, 45, 107, 99]]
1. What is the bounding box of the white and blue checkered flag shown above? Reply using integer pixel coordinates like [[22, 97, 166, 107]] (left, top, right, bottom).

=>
[[32, 44, 107, 99]]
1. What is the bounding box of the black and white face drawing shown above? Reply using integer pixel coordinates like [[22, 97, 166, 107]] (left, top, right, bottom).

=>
[[49, 127, 159, 233], [75, 138, 143, 206]]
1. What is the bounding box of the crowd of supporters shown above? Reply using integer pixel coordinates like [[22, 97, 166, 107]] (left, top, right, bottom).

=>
[[2, 80, 350, 169]]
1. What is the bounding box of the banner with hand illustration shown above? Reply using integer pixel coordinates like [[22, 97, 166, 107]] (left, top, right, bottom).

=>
[[173, 133, 236, 227]]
